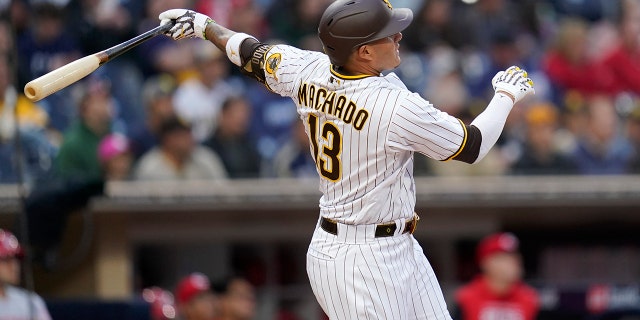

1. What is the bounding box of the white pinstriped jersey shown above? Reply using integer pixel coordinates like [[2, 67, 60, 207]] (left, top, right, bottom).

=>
[[263, 45, 467, 225]]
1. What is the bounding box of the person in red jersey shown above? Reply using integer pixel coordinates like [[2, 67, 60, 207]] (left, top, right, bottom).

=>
[[455, 232, 539, 320], [175, 273, 218, 320], [603, 0, 640, 95]]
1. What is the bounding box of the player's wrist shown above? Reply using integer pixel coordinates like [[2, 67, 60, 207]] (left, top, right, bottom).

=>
[[194, 13, 213, 39], [495, 90, 515, 103], [202, 18, 215, 40]]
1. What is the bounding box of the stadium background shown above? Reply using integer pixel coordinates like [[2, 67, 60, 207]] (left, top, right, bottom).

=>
[[1, 0, 640, 319]]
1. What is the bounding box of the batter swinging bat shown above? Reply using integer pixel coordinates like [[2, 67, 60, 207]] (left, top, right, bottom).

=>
[[24, 22, 174, 102]]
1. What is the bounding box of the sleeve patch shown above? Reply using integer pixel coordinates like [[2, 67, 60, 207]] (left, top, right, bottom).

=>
[[265, 53, 282, 81]]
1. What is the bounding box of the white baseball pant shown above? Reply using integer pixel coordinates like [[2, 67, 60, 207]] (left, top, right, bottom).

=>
[[306, 218, 453, 320]]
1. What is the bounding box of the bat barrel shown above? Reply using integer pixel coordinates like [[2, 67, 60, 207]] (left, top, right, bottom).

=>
[[24, 55, 101, 102]]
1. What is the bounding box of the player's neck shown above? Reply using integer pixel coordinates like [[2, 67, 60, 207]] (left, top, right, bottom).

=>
[[485, 276, 514, 296], [339, 62, 380, 77], [0, 284, 6, 298]]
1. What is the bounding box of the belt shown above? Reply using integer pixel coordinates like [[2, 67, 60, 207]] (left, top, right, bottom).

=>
[[320, 214, 420, 238]]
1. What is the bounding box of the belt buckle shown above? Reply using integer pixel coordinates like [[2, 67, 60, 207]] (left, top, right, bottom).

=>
[[409, 214, 420, 234]]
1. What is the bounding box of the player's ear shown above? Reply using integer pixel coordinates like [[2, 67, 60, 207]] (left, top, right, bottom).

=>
[[356, 45, 374, 62]]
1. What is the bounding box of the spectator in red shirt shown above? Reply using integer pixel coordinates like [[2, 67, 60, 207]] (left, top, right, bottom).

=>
[[603, 0, 640, 94], [542, 18, 618, 98], [175, 273, 218, 320], [456, 232, 539, 320]]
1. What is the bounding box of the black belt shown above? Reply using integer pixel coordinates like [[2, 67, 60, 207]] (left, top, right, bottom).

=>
[[320, 215, 419, 238]]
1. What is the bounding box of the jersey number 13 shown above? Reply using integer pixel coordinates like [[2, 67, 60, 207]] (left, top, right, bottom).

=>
[[307, 114, 342, 181]]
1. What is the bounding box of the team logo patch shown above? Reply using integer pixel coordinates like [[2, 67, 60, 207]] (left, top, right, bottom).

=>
[[382, 0, 392, 9], [265, 53, 282, 81]]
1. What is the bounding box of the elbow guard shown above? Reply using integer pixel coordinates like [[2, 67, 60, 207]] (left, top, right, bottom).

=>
[[451, 125, 482, 164]]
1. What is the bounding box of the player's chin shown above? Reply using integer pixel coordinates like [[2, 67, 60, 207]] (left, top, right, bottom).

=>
[[393, 56, 402, 69]]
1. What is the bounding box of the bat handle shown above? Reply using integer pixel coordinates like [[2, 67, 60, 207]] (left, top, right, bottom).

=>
[[99, 22, 175, 64]]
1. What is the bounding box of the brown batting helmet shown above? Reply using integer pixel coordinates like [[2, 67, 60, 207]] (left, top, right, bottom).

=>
[[318, 0, 413, 66]]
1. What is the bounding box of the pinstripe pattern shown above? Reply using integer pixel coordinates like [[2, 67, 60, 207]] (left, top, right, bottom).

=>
[[264, 45, 465, 225], [263, 44, 455, 319], [307, 223, 452, 319]]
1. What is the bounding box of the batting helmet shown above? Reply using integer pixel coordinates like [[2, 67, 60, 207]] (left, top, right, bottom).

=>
[[0, 229, 23, 259], [318, 0, 413, 66]]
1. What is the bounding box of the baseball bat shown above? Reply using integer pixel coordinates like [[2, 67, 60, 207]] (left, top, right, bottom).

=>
[[24, 22, 174, 102]]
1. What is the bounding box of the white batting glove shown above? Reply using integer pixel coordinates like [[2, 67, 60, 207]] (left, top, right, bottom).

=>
[[491, 66, 535, 104], [159, 9, 213, 40]]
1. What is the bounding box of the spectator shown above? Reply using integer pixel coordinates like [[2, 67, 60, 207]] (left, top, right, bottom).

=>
[[456, 0, 525, 51], [213, 277, 256, 320], [16, 2, 81, 132], [0, 20, 14, 58], [0, 228, 51, 320], [465, 29, 530, 100], [97, 133, 132, 181], [136, 0, 196, 77], [548, 0, 620, 22], [227, 0, 268, 40], [267, 0, 329, 47], [142, 287, 177, 320], [66, 0, 136, 56], [204, 96, 261, 179], [456, 232, 539, 320], [603, 0, 640, 95], [271, 121, 317, 178], [0, 54, 48, 136], [0, 53, 56, 184], [55, 78, 113, 178], [173, 42, 236, 142], [2, 0, 30, 38], [626, 102, 640, 173], [402, 0, 466, 52], [134, 116, 227, 180], [511, 102, 577, 175], [55, 77, 113, 181], [129, 74, 178, 160], [542, 18, 617, 99], [66, 0, 145, 135], [245, 81, 298, 162], [175, 273, 218, 320], [195, 0, 235, 28], [570, 95, 633, 175]]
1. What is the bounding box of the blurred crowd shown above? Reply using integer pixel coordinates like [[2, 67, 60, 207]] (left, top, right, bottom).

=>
[[2, 0, 640, 185], [143, 273, 264, 320]]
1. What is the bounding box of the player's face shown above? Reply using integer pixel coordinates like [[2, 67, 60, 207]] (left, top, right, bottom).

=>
[[367, 33, 403, 71], [183, 292, 218, 320], [222, 279, 256, 319], [0, 257, 20, 286], [482, 253, 523, 285]]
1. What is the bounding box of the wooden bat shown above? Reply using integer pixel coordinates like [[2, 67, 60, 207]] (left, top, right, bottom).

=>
[[24, 23, 174, 102]]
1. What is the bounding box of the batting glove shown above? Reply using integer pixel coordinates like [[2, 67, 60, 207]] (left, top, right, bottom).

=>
[[159, 9, 213, 40], [492, 66, 535, 104]]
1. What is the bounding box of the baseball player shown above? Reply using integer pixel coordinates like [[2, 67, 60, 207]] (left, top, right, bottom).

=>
[[158, 0, 534, 319], [0, 229, 51, 320]]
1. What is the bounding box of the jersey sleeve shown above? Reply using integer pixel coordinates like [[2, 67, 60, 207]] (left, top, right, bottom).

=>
[[387, 92, 467, 161], [262, 45, 327, 98]]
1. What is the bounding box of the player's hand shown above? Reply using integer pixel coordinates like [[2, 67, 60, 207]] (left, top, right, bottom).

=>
[[159, 9, 213, 40], [491, 66, 534, 104]]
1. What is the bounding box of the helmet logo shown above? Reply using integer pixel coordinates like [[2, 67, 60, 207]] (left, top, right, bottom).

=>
[[382, 0, 392, 9]]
